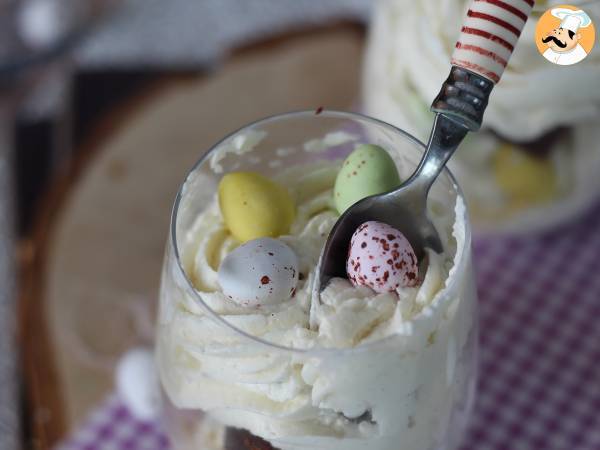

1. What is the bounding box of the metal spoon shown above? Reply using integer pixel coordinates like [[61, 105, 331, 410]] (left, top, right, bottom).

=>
[[317, 0, 534, 292]]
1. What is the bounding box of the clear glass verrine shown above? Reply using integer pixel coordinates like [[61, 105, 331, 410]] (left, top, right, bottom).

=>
[[157, 111, 478, 450]]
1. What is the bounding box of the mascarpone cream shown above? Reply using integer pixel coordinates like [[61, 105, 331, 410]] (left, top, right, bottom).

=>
[[157, 153, 476, 449]]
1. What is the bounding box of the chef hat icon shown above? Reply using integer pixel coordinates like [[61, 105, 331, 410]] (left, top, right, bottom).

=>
[[551, 8, 592, 33]]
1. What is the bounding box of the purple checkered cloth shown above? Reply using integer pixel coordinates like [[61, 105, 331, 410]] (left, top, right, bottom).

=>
[[57, 202, 600, 450], [463, 201, 600, 450], [56, 396, 169, 450]]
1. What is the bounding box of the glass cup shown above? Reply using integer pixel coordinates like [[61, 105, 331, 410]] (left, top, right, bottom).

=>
[[157, 111, 478, 450]]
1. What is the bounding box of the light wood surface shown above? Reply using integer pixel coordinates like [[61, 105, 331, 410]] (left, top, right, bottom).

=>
[[20, 23, 364, 448]]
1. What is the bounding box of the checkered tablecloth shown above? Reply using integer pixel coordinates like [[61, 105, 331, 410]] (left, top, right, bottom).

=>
[[57, 201, 600, 450], [465, 201, 600, 450], [56, 396, 169, 450]]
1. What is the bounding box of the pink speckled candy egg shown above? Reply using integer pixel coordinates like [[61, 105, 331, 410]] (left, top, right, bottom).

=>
[[346, 221, 419, 293]]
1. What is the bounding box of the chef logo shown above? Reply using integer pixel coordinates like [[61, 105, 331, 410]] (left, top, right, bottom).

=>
[[535, 5, 595, 65]]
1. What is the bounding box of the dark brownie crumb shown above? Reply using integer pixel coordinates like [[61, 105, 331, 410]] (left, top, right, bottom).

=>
[[225, 427, 279, 450]]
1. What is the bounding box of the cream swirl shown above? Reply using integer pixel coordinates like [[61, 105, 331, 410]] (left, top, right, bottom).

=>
[[157, 159, 476, 450]]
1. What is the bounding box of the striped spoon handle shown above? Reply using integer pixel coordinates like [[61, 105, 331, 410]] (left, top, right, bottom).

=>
[[431, 0, 534, 130]]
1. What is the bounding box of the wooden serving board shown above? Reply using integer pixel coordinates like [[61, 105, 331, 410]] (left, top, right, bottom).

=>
[[19, 23, 364, 448]]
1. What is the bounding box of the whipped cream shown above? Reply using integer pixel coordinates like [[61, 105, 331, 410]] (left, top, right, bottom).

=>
[[157, 153, 476, 449], [363, 0, 600, 231], [364, 0, 600, 141]]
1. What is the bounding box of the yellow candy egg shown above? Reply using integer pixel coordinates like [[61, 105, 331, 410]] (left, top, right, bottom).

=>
[[218, 172, 295, 243], [493, 144, 558, 208]]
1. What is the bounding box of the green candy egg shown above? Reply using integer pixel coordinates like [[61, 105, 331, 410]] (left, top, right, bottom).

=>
[[334, 144, 401, 214]]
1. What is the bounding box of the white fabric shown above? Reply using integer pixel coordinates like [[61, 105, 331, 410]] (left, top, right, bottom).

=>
[[20, 0, 373, 119]]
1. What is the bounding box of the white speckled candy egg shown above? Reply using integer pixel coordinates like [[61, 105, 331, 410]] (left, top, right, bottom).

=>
[[218, 238, 299, 307], [347, 221, 419, 293]]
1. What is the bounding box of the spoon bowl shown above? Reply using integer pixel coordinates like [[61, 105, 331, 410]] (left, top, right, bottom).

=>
[[316, 112, 471, 290]]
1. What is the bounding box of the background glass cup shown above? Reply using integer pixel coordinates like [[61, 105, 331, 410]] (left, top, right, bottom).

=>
[[157, 111, 478, 450], [363, 0, 600, 235]]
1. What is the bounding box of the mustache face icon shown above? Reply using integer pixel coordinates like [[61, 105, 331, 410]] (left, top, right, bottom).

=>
[[542, 35, 568, 48]]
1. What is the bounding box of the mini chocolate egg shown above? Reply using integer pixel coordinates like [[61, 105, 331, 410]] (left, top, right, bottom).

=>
[[334, 144, 401, 214], [218, 172, 295, 243], [347, 221, 418, 293], [493, 144, 557, 207], [218, 238, 299, 307]]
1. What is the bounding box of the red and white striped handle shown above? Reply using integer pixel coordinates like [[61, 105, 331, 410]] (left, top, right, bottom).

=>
[[453, 0, 534, 83]]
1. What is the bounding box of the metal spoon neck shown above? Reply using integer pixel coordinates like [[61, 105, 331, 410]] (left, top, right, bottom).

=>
[[406, 113, 469, 195]]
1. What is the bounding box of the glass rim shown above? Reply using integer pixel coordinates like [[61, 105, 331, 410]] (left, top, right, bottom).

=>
[[169, 109, 473, 357]]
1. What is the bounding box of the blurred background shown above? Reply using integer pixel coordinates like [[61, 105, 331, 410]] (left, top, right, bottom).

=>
[[2, 0, 599, 449]]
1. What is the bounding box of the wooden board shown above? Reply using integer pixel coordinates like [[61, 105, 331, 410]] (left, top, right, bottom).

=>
[[19, 23, 364, 448]]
